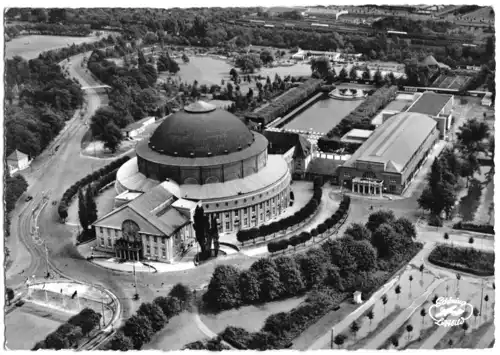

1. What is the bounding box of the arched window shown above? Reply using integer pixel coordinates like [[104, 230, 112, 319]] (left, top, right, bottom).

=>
[[205, 176, 220, 184], [184, 177, 199, 185], [122, 220, 141, 243], [362, 171, 376, 179]]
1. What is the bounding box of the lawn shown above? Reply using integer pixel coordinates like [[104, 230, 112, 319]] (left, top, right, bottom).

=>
[[67, 185, 117, 226], [5, 302, 68, 350], [200, 296, 306, 334], [5, 33, 108, 60], [143, 312, 209, 351]]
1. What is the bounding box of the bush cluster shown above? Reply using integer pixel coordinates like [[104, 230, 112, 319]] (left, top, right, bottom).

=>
[[236, 187, 322, 244], [58, 156, 130, 221], [105, 283, 192, 350], [428, 244, 495, 276], [452, 221, 494, 235], [33, 308, 102, 350], [245, 78, 323, 126], [318, 86, 398, 152], [268, 195, 351, 253]]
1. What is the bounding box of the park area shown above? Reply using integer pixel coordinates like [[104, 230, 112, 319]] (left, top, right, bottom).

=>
[[160, 56, 313, 95], [5, 33, 111, 60]]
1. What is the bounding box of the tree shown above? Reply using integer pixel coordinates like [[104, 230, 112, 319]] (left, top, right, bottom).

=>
[[462, 321, 469, 335], [137, 49, 147, 67], [153, 296, 181, 318], [420, 308, 427, 327], [349, 66, 358, 81], [204, 265, 241, 310], [469, 237, 474, 244], [85, 185, 98, 228], [69, 308, 102, 335], [373, 69, 383, 86], [77, 189, 88, 232], [366, 210, 395, 233], [473, 307, 480, 326], [260, 50, 274, 65], [371, 223, 396, 258], [193, 206, 209, 258], [137, 302, 167, 332], [6, 288, 15, 306], [350, 321, 360, 339], [432, 294, 438, 304], [344, 223, 371, 241], [456, 118, 490, 154], [235, 54, 262, 73], [45, 331, 68, 350], [366, 309, 374, 325], [484, 294, 489, 312], [395, 284, 402, 300], [456, 273, 461, 293], [109, 331, 133, 351], [310, 57, 331, 78], [382, 294, 388, 314], [419, 264, 425, 279], [239, 270, 260, 304], [102, 122, 123, 153], [390, 335, 399, 349], [250, 258, 284, 302], [344, 239, 377, 271], [169, 283, 192, 310], [122, 315, 154, 350], [296, 249, 328, 289], [333, 334, 346, 349], [274, 256, 305, 296], [444, 233, 450, 242], [182, 53, 189, 63], [406, 324, 413, 342]]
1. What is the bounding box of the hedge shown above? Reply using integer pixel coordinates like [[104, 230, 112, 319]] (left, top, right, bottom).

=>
[[428, 244, 494, 276], [318, 85, 398, 152], [452, 221, 494, 235], [267, 195, 351, 254], [237, 187, 323, 244], [58, 156, 130, 220], [245, 78, 322, 126]]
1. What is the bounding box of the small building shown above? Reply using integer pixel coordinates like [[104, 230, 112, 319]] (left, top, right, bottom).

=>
[[340, 129, 374, 146], [338, 112, 439, 195], [122, 116, 156, 139], [405, 92, 454, 138], [7, 149, 31, 176], [353, 291, 363, 304], [482, 92, 493, 107]]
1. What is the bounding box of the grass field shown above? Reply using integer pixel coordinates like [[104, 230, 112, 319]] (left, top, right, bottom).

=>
[[5, 34, 108, 60], [5, 302, 69, 350], [199, 296, 306, 334]]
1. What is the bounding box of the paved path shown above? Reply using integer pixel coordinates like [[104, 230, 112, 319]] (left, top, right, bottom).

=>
[[475, 323, 495, 349], [364, 278, 443, 349]]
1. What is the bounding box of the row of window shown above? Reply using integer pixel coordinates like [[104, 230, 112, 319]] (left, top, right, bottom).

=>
[[145, 245, 167, 258], [343, 172, 397, 184]]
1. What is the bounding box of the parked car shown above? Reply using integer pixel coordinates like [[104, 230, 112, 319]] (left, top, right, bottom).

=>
[[25, 196, 33, 202]]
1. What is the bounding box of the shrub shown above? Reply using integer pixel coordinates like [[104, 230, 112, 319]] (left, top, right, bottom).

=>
[[453, 221, 494, 234], [428, 214, 443, 227], [428, 244, 494, 276]]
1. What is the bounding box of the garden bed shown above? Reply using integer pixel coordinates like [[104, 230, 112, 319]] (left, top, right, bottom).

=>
[[428, 244, 495, 276]]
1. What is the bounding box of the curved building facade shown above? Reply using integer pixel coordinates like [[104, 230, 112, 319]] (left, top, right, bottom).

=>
[[116, 101, 292, 233]]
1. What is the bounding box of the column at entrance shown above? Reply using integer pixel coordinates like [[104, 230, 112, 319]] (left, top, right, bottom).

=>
[[352, 183, 355, 192]]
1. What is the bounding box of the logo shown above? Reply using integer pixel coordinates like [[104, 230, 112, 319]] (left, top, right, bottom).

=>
[[428, 297, 473, 327]]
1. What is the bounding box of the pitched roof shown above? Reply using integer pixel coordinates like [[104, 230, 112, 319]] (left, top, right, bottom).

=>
[[406, 92, 453, 116], [421, 55, 439, 66], [293, 135, 312, 158], [343, 112, 437, 174], [94, 184, 190, 236], [7, 149, 28, 161]]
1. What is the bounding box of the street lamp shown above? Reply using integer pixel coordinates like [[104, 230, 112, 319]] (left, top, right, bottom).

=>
[[147, 256, 151, 273], [90, 247, 94, 259]]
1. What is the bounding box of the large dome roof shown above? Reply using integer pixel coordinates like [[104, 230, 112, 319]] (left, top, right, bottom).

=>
[[148, 102, 255, 158]]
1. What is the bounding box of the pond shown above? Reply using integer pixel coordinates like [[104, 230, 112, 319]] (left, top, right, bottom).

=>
[[282, 97, 364, 134]]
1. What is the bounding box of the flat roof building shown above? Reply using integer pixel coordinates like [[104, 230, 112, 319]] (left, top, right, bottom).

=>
[[338, 112, 439, 195], [406, 92, 454, 138]]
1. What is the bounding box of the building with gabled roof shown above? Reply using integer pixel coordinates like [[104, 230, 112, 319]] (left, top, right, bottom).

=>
[[406, 91, 454, 138], [338, 112, 439, 195], [7, 149, 31, 176], [92, 182, 198, 263]]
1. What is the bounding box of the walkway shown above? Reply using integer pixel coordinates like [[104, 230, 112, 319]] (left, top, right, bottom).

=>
[[475, 324, 495, 349], [240, 185, 339, 257], [91, 258, 195, 273]]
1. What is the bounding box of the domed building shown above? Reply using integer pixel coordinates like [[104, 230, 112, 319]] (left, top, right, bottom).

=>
[[93, 102, 293, 263]]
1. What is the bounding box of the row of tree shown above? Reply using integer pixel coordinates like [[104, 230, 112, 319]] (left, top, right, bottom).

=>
[[77, 186, 98, 240], [418, 118, 491, 222], [200, 209, 421, 349], [267, 195, 350, 253], [106, 283, 192, 350], [58, 156, 130, 222], [4, 172, 29, 238], [193, 206, 220, 261], [236, 186, 323, 244], [5, 56, 85, 158], [33, 308, 102, 350]]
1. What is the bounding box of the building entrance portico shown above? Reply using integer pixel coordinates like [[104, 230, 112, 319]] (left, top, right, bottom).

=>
[[352, 177, 383, 196]]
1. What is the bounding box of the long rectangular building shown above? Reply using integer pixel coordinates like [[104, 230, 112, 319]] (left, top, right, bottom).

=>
[[338, 112, 439, 195]]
